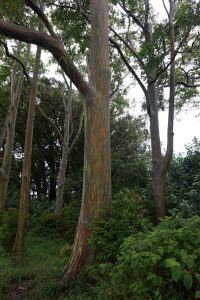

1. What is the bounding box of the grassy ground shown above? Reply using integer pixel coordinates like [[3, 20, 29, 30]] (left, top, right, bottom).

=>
[[0, 234, 66, 299]]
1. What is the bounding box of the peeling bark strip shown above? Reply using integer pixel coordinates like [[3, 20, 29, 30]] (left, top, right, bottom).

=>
[[13, 46, 41, 256], [62, 0, 111, 281]]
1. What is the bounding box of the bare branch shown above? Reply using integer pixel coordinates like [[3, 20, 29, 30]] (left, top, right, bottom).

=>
[[118, 0, 145, 32], [162, 0, 170, 18], [109, 73, 128, 102], [150, 29, 191, 84], [68, 111, 84, 156], [0, 39, 30, 84], [109, 26, 145, 69], [36, 103, 67, 148], [110, 37, 148, 98], [175, 81, 200, 88]]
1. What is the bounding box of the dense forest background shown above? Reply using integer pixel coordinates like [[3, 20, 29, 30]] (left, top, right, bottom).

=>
[[0, 0, 200, 299]]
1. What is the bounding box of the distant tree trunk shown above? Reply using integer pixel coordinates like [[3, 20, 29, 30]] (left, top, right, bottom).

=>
[[13, 45, 41, 256], [55, 80, 72, 217], [48, 156, 57, 201], [33, 160, 47, 197], [0, 41, 30, 210], [157, 0, 176, 220], [62, 0, 111, 281], [147, 0, 175, 222], [148, 79, 167, 220]]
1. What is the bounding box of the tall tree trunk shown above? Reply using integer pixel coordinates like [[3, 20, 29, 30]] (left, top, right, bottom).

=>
[[146, 0, 175, 222], [148, 80, 167, 220], [55, 83, 72, 217], [62, 0, 111, 281], [158, 0, 176, 219], [0, 42, 30, 210], [13, 46, 41, 256]]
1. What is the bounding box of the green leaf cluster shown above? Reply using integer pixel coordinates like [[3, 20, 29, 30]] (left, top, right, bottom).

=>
[[168, 138, 200, 217], [98, 215, 200, 299], [0, 208, 18, 251], [89, 189, 151, 263]]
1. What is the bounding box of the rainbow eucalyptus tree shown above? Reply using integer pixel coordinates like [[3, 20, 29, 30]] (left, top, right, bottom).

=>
[[0, 0, 111, 276]]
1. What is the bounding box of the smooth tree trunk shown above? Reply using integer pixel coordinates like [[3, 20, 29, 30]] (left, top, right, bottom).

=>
[[143, 0, 167, 220], [13, 46, 41, 256], [55, 79, 84, 217], [0, 42, 30, 210], [144, 0, 175, 222], [62, 0, 111, 281], [158, 0, 176, 219], [55, 83, 72, 218], [147, 79, 167, 220]]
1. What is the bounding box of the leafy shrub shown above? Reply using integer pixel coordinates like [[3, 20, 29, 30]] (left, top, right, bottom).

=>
[[90, 189, 151, 263], [60, 243, 72, 263], [34, 199, 80, 243], [0, 208, 18, 251], [99, 216, 200, 299], [168, 139, 200, 217], [65, 263, 112, 300], [29, 195, 53, 228]]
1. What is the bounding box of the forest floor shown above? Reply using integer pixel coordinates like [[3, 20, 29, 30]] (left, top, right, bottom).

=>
[[0, 234, 66, 299]]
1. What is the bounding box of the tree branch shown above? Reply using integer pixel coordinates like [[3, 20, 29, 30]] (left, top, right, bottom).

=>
[[110, 37, 148, 99], [36, 103, 67, 148], [162, 0, 170, 18], [150, 29, 191, 84], [0, 20, 93, 100], [68, 111, 83, 156], [118, 0, 145, 32], [0, 39, 30, 84], [175, 81, 200, 88], [109, 26, 145, 70], [25, 0, 58, 39]]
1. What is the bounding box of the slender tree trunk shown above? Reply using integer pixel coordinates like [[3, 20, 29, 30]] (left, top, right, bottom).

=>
[[148, 80, 167, 220], [158, 0, 176, 219], [0, 42, 30, 210], [13, 46, 41, 256], [55, 85, 72, 217], [147, 0, 175, 222], [48, 157, 57, 201], [62, 0, 111, 281]]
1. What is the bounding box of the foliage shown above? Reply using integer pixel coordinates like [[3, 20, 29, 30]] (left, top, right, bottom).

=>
[[168, 138, 200, 217], [111, 114, 150, 194], [90, 189, 151, 263], [0, 208, 18, 251], [60, 243, 72, 263], [29, 195, 52, 228], [63, 263, 112, 300], [33, 199, 80, 244], [98, 216, 200, 299]]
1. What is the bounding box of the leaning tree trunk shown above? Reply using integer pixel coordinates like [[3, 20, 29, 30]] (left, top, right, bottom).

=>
[[0, 42, 30, 210], [13, 46, 41, 256], [62, 0, 111, 281]]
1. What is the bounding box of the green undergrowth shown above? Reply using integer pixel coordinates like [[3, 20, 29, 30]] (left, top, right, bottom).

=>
[[0, 233, 65, 299]]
